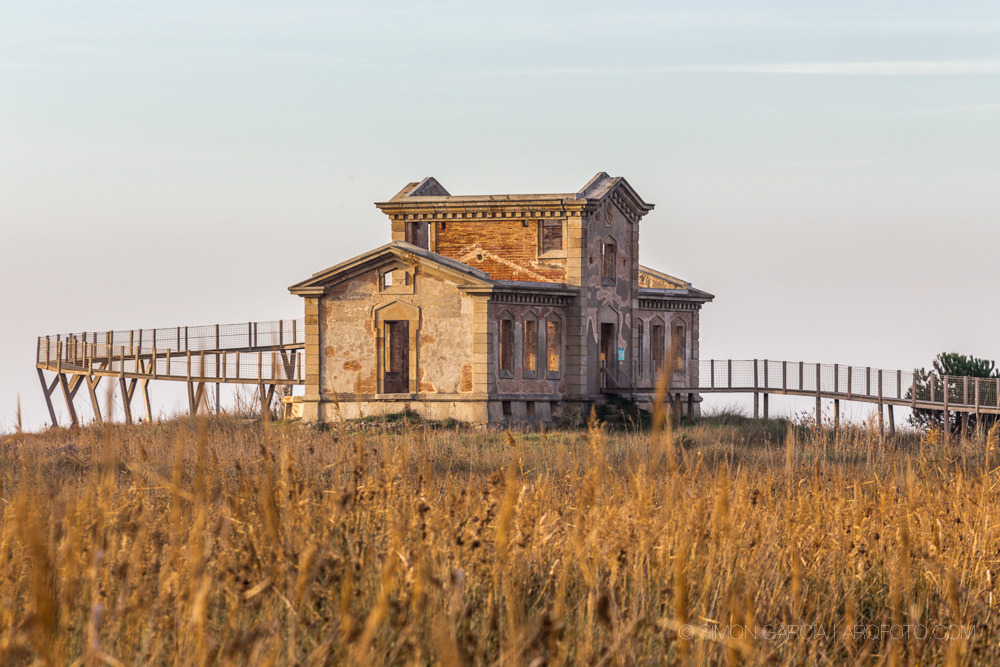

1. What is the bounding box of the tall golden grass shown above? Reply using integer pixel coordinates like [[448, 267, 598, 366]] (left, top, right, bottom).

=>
[[1, 413, 998, 665]]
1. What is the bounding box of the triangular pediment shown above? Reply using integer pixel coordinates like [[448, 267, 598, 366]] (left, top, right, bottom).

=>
[[288, 242, 491, 296], [578, 172, 654, 221]]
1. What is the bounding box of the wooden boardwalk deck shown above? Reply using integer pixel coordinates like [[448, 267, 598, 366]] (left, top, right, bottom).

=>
[[37, 320, 992, 434], [36, 319, 304, 426]]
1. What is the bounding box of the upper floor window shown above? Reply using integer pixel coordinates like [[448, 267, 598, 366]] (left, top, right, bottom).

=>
[[546, 316, 562, 376], [601, 241, 616, 284], [539, 220, 563, 255]]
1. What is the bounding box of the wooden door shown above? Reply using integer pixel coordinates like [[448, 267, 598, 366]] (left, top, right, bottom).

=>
[[384, 320, 409, 393]]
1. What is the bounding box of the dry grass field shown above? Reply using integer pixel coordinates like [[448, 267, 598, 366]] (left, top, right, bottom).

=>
[[1, 410, 998, 665]]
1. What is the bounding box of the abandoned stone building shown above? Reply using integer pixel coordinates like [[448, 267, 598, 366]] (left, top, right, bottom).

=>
[[288, 173, 713, 423]]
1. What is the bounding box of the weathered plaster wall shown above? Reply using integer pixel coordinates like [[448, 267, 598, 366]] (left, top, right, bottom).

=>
[[318, 265, 474, 400]]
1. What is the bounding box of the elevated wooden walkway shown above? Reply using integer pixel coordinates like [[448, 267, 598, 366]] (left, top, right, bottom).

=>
[[611, 359, 1000, 438], [36, 319, 304, 426]]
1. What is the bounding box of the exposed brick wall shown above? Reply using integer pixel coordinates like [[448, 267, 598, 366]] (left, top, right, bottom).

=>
[[433, 220, 566, 282]]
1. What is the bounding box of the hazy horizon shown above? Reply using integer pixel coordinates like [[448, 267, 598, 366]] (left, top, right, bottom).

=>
[[3, 1, 999, 431]]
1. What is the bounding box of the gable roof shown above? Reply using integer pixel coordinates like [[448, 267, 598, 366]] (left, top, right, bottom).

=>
[[638, 265, 714, 302], [288, 241, 491, 296]]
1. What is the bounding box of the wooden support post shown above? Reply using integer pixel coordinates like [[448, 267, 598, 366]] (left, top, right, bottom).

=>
[[140, 379, 152, 422], [763, 359, 768, 390], [37, 369, 59, 427], [943, 376, 949, 447], [215, 324, 220, 350], [727, 359, 732, 389], [799, 361, 803, 391], [753, 359, 759, 392], [975, 377, 981, 437], [878, 403, 884, 443], [754, 392, 759, 419], [59, 373, 82, 427], [911, 374, 917, 409], [763, 393, 769, 420], [896, 370, 902, 400], [188, 381, 197, 415], [710, 359, 715, 389], [687, 392, 693, 421], [674, 393, 682, 428], [963, 377, 969, 407], [865, 367, 871, 397], [816, 396, 822, 426], [216, 383, 221, 415], [834, 363, 839, 394], [877, 369, 884, 444], [119, 376, 134, 424], [782, 361, 787, 392], [834, 399, 840, 431], [194, 382, 206, 415], [847, 366, 853, 399], [86, 375, 104, 425], [961, 412, 969, 441]]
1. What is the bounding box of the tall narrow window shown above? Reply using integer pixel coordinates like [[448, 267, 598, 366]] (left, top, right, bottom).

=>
[[540, 220, 563, 254], [546, 318, 561, 374], [651, 323, 664, 372], [672, 322, 686, 371], [601, 241, 616, 284], [499, 317, 514, 376], [523, 318, 538, 374], [637, 321, 644, 377]]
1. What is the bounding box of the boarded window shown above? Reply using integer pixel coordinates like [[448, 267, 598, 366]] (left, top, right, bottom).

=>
[[523, 319, 537, 373], [601, 242, 616, 283], [673, 323, 685, 371], [499, 317, 514, 374], [546, 319, 561, 374], [651, 324, 664, 371], [541, 220, 563, 254]]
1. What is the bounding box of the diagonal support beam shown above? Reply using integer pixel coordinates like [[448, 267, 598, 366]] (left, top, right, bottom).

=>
[[37, 368, 59, 427], [119, 376, 135, 424], [140, 379, 152, 422], [86, 375, 104, 425], [59, 373, 84, 428]]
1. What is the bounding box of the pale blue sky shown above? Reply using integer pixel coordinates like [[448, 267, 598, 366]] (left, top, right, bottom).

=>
[[2, 1, 999, 429]]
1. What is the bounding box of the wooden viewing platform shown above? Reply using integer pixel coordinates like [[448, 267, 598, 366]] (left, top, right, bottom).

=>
[[36, 319, 304, 426]]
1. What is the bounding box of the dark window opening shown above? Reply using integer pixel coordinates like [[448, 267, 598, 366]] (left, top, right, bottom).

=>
[[502, 400, 512, 417], [526, 401, 536, 418], [651, 324, 665, 372], [601, 242, 616, 283], [541, 220, 563, 254], [499, 318, 514, 374], [637, 321, 644, 377]]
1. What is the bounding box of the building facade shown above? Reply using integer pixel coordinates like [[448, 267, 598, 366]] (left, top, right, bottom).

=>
[[288, 173, 712, 423]]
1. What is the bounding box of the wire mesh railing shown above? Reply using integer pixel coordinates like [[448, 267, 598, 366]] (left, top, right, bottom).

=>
[[696, 360, 1000, 411], [36, 319, 305, 384]]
